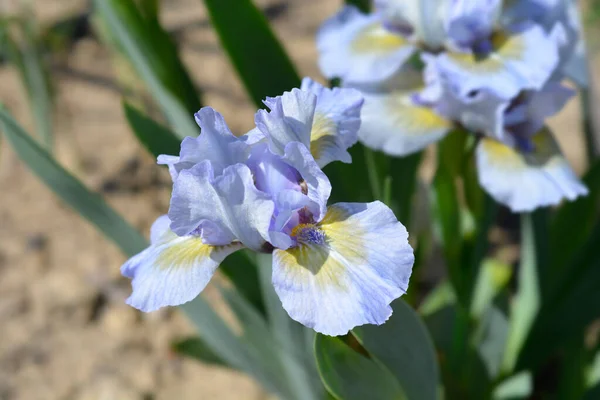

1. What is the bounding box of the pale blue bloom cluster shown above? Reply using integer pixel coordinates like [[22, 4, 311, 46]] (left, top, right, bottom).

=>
[[122, 78, 415, 336], [317, 0, 588, 212]]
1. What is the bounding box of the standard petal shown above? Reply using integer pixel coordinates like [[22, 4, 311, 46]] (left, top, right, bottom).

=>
[[419, 55, 510, 140], [359, 89, 452, 156], [282, 142, 332, 221], [476, 133, 588, 212], [255, 89, 316, 155], [157, 107, 249, 180], [300, 77, 364, 167], [433, 24, 560, 99], [317, 6, 415, 85], [376, 0, 448, 49], [272, 202, 414, 336], [121, 215, 243, 312], [169, 161, 274, 251], [444, 0, 502, 49]]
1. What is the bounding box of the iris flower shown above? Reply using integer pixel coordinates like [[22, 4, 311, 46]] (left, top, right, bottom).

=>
[[121, 78, 415, 336], [317, 0, 587, 212]]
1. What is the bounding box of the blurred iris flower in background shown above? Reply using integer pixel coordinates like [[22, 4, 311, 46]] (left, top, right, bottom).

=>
[[121, 78, 415, 336], [317, 0, 588, 211]]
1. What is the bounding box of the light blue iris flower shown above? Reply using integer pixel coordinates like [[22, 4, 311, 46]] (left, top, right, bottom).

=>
[[318, 0, 587, 212], [121, 78, 414, 336]]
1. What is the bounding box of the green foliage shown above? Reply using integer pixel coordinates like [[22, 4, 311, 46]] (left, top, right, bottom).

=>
[[123, 101, 181, 158], [95, 0, 200, 138], [0, 105, 147, 257], [201, 0, 300, 108], [353, 300, 440, 400], [172, 336, 231, 368], [315, 334, 407, 400], [345, 0, 371, 13], [0, 15, 54, 151], [6, 2, 600, 399]]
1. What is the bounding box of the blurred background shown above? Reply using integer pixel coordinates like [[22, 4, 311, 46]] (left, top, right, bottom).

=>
[[0, 0, 598, 399]]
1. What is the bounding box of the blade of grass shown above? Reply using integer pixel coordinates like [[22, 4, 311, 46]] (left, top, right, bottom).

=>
[[0, 104, 147, 256], [95, 0, 199, 139], [201, 0, 300, 108], [502, 213, 541, 374]]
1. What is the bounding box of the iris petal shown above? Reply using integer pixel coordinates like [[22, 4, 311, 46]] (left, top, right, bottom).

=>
[[433, 24, 561, 99], [122, 215, 243, 312], [476, 131, 588, 212], [256, 89, 317, 156], [271, 202, 414, 336], [169, 161, 274, 250], [300, 77, 364, 167], [157, 107, 248, 180], [317, 6, 415, 85], [359, 89, 452, 156]]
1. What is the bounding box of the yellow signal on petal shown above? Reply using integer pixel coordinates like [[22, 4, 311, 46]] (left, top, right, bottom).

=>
[[310, 113, 337, 160], [351, 23, 407, 54], [381, 92, 452, 135], [155, 237, 240, 271]]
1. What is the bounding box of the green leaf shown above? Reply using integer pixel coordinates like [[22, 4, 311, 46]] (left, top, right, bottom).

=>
[[123, 101, 181, 158], [181, 295, 286, 397], [218, 250, 265, 316], [419, 281, 456, 316], [345, 0, 371, 12], [201, 0, 300, 108], [518, 221, 600, 370], [315, 334, 407, 400], [474, 306, 509, 380], [324, 143, 375, 204], [424, 304, 491, 399], [172, 336, 231, 368], [470, 258, 512, 319], [493, 372, 532, 400], [549, 159, 600, 293], [256, 253, 323, 400], [0, 19, 54, 151], [95, 0, 199, 138], [390, 151, 422, 224], [0, 105, 147, 257], [353, 299, 440, 400], [502, 214, 541, 374], [432, 166, 462, 293]]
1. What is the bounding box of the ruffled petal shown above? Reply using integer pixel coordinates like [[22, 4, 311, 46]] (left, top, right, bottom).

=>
[[419, 54, 510, 140], [168, 161, 274, 251], [445, 0, 502, 49], [121, 215, 243, 312], [300, 77, 364, 167], [157, 107, 249, 179], [271, 202, 414, 336], [359, 89, 452, 156], [476, 132, 588, 212], [282, 142, 332, 221], [432, 24, 561, 99], [375, 0, 448, 49], [317, 6, 415, 85], [255, 89, 316, 155]]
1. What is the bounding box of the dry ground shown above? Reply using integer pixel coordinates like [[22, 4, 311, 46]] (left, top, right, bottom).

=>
[[0, 0, 597, 399]]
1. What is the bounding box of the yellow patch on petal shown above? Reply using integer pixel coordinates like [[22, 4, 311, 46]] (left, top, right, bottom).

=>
[[275, 206, 371, 291], [277, 244, 349, 291], [319, 207, 367, 266], [351, 23, 407, 54], [381, 92, 452, 135], [310, 113, 337, 160], [448, 32, 526, 74], [156, 238, 239, 271], [480, 129, 563, 170]]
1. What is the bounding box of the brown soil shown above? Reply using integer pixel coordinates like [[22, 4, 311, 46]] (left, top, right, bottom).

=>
[[0, 1, 596, 399]]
